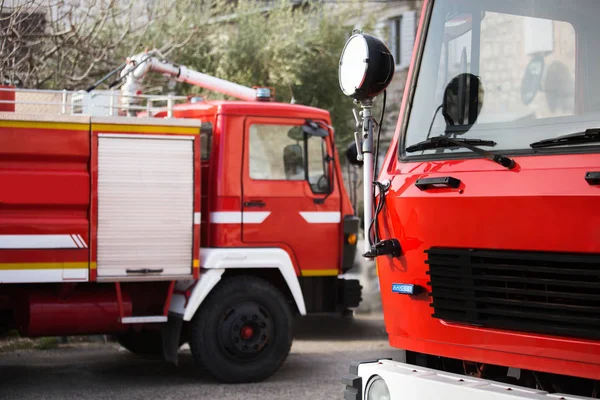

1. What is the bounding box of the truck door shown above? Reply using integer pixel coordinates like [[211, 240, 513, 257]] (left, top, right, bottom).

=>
[[241, 117, 341, 276]]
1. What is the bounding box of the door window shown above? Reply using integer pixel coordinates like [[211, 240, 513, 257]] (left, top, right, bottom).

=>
[[306, 135, 329, 194], [249, 123, 330, 193]]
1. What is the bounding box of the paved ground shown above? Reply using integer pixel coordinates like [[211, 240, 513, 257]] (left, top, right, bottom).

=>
[[0, 314, 405, 400]]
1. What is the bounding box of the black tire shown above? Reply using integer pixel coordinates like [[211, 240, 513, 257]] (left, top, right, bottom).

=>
[[116, 330, 162, 357], [189, 276, 294, 383]]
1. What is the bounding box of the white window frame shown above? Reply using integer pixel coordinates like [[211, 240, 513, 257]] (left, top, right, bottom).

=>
[[376, 10, 417, 72]]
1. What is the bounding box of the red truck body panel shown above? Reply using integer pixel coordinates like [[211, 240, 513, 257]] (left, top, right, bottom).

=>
[[152, 101, 354, 276], [375, 0, 600, 382], [0, 119, 91, 281]]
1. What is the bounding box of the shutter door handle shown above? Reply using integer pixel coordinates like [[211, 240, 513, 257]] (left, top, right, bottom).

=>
[[244, 200, 265, 208], [585, 172, 600, 185], [126, 268, 164, 274]]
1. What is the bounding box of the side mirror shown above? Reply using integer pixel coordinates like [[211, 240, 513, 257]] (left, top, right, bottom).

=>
[[288, 121, 328, 141], [303, 121, 328, 138], [345, 142, 364, 167], [442, 73, 484, 134]]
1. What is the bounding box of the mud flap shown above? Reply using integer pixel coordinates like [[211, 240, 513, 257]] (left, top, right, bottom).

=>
[[162, 312, 183, 366]]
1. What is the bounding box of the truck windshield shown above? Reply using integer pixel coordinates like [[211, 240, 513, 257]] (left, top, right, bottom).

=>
[[403, 0, 600, 156]]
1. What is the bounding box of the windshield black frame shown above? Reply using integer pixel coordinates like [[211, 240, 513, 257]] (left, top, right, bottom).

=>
[[398, 0, 600, 163]]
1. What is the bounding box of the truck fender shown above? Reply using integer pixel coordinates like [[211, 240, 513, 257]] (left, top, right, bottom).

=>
[[169, 248, 307, 322]]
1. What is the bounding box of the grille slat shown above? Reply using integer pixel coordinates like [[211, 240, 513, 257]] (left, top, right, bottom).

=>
[[432, 294, 600, 314], [427, 248, 600, 340], [427, 260, 598, 277], [432, 302, 600, 325], [429, 273, 600, 289]]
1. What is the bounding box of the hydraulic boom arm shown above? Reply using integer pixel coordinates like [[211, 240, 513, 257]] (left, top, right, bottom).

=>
[[119, 50, 261, 105]]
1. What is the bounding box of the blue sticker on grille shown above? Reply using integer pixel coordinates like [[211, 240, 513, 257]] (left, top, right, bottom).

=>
[[392, 283, 415, 295]]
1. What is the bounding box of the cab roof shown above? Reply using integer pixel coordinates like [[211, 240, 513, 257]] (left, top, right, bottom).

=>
[[152, 100, 332, 121]]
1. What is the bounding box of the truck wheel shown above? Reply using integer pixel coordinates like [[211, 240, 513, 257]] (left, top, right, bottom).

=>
[[189, 276, 293, 383], [116, 330, 162, 357]]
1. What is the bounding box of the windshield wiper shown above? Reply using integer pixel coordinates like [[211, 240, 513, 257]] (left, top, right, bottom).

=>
[[530, 128, 600, 149], [406, 136, 516, 169]]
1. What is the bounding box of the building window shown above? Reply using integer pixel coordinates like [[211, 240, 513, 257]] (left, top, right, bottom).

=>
[[392, 15, 402, 64], [385, 10, 416, 70]]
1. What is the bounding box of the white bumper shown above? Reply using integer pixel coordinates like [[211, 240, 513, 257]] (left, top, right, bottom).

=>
[[343, 359, 592, 400]]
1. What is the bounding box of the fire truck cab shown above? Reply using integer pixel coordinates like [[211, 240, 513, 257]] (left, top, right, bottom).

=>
[[0, 57, 361, 383], [339, 0, 600, 398]]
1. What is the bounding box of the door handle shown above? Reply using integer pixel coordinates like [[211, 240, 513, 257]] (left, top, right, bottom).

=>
[[415, 176, 461, 191], [244, 200, 265, 208], [585, 172, 600, 185], [126, 268, 164, 274]]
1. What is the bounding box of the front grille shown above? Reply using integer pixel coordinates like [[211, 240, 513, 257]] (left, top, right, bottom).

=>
[[426, 248, 600, 340]]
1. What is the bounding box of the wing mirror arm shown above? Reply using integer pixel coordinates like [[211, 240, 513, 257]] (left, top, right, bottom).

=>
[[314, 148, 336, 205]]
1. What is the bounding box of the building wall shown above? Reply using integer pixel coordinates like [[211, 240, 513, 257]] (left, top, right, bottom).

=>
[[337, 0, 423, 215]]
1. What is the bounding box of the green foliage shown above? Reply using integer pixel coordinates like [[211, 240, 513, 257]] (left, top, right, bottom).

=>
[[144, 0, 365, 151], [11, 0, 369, 151]]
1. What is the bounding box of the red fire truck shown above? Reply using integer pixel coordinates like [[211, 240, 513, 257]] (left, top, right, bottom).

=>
[[339, 0, 599, 399], [0, 51, 362, 383]]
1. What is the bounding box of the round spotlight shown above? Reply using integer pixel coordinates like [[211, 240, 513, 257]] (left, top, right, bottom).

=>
[[365, 375, 391, 400], [339, 32, 395, 101]]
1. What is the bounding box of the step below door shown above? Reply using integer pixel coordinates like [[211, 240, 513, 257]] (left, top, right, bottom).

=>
[[96, 135, 194, 278]]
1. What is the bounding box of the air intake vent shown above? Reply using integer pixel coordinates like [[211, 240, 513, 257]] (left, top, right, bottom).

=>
[[426, 248, 600, 340]]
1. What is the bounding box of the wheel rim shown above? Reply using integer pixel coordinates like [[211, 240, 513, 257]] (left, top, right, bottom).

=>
[[217, 301, 273, 361]]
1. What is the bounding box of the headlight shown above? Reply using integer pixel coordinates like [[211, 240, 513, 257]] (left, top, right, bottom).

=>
[[365, 375, 391, 400], [338, 32, 395, 101]]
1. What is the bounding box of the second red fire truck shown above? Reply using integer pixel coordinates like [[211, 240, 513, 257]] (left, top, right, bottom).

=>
[[340, 0, 600, 398], [0, 51, 361, 383]]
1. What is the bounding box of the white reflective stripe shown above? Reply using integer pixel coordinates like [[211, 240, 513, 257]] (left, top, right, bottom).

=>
[[194, 212, 201, 225], [71, 235, 84, 248], [121, 316, 168, 324], [244, 212, 270, 224], [78, 235, 88, 248], [210, 212, 270, 224], [70, 235, 82, 248], [210, 212, 241, 224], [0, 234, 82, 249], [98, 134, 196, 140], [299, 212, 341, 224], [0, 269, 88, 283]]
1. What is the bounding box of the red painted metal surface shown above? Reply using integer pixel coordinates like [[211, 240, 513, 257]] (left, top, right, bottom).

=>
[[154, 102, 354, 276], [0, 122, 90, 266], [241, 116, 342, 275], [377, 155, 600, 380], [0, 97, 354, 338], [0, 86, 15, 112], [115, 282, 125, 319], [16, 289, 132, 337], [374, 0, 600, 381], [162, 281, 176, 316]]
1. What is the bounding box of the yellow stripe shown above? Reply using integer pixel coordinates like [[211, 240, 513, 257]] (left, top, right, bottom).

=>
[[0, 120, 199, 135], [301, 269, 339, 277], [93, 124, 199, 135], [90, 262, 97, 270], [0, 120, 88, 131], [193, 259, 199, 268], [0, 262, 89, 270]]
